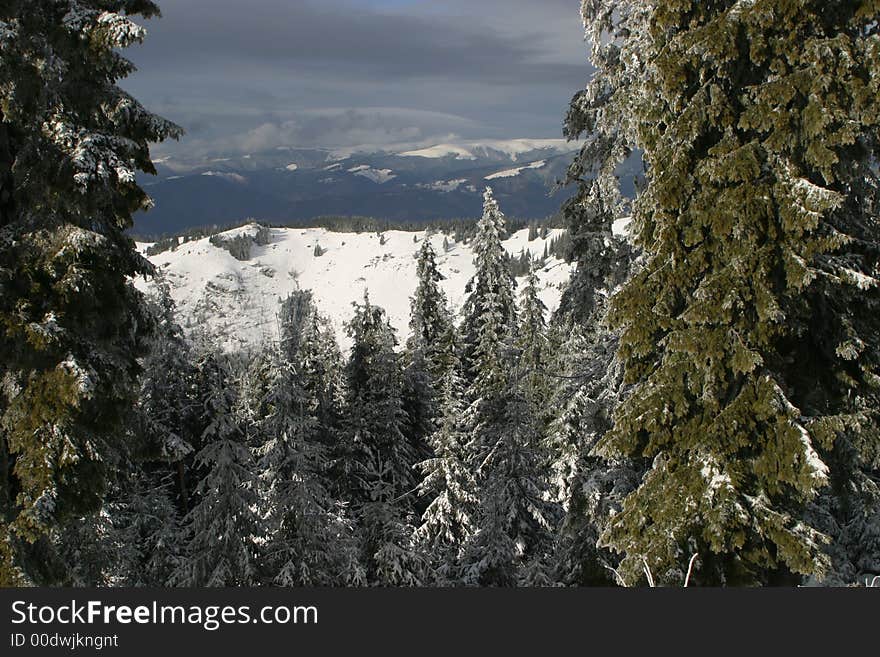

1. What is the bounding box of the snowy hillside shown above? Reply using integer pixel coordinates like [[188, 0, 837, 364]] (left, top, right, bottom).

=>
[[137, 224, 574, 353]]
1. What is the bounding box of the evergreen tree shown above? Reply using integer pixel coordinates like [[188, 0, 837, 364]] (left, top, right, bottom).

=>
[[340, 293, 416, 502], [401, 345, 435, 478], [173, 352, 259, 586], [340, 293, 424, 585], [358, 478, 428, 586], [257, 348, 362, 587], [415, 354, 478, 582], [541, 3, 656, 585], [545, 323, 641, 586], [136, 279, 198, 511], [53, 506, 116, 586], [409, 240, 455, 382], [280, 292, 345, 448], [558, 0, 646, 325], [403, 240, 456, 481], [107, 471, 184, 587], [598, 1, 880, 586], [557, 186, 634, 325], [459, 384, 558, 587], [516, 265, 551, 409], [460, 187, 517, 386], [0, 0, 181, 584], [455, 193, 555, 585], [236, 347, 274, 449]]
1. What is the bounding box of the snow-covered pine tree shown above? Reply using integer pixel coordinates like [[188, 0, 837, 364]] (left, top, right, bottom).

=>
[[403, 240, 456, 487], [457, 188, 517, 458], [414, 350, 478, 582], [598, 1, 880, 586], [536, 1, 655, 586], [358, 478, 427, 586], [460, 187, 517, 383], [409, 239, 455, 382], [280, 292, 345, 449], [401, 345, 435, 485], [0, 0, 182, 584], [459, 383, 558, 587], [236, 347, 275, 449], [52, 508, 116, 586], [340, 293, 416, 503], [516, 264, 551, 410], [106, 471, 184, 587], [557, 0, 648, 324], [173, 352, 260, 587], [256, 347, 362, 587], [544, 323, 640, 586], [457, 188, 516, 484], [136, 279, 198, 510], [340, 293, 425, 585], [279, 290, 314, 362], [455, 192, 556, 585]]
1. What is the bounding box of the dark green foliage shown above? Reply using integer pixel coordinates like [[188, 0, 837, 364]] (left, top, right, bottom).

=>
[[253, 225, 272, 246], [136, 279, 198, 464], [145, 235, 180, 257], [0, 0, 181, 584], [557, 186, 632, 324], [256, 348, 362, 587], [173, 352, 260, 586], [452, 191, 559, 585], [599, 0, 880, 586], [544, 322, 642, 586], [339, 294, 416, 502], [459, 386, 559, 586], [105, 472, 184, 587], [406, 239, 455, 456], [515, 266, 551, 409], [258, 291, 360, 585], [509, 248, 536, 278], [340, 293, 424, 585], [409, 240, 455, 380], [209, 233, 253, 261]]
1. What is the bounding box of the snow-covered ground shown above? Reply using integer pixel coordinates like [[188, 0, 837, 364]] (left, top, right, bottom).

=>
[[400, 138, 576, 161], [485, 160, 547, 180], [416, 179, 476, 193], [136, 224, 574, 353]]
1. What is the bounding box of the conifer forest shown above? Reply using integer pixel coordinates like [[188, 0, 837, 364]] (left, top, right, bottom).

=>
[[1, 1, 879, 588]]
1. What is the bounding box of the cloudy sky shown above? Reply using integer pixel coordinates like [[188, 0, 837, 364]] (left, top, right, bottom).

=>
[[122, 0, 591, 158]]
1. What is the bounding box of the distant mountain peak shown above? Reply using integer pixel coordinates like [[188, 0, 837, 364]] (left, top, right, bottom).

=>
[[398, 138, 577, 162]]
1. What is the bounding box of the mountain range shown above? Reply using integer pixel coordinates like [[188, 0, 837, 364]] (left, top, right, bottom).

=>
[[135, 138, 641, 237]]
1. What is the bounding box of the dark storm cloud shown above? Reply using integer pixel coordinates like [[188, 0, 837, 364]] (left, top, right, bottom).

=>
[[142, 0, 583, 84], [123, 0, 592, 157]]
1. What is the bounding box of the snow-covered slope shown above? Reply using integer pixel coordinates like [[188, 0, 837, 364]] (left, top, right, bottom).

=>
[[136, 224, 573, 353], [400, 139, 575, 161], [485, 160, 547, 180]]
